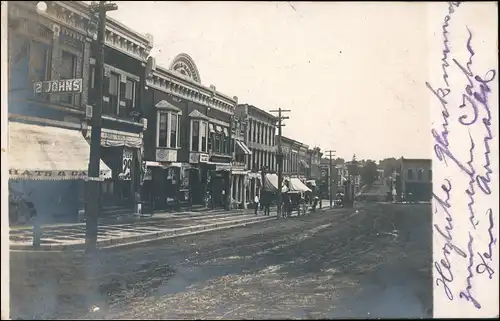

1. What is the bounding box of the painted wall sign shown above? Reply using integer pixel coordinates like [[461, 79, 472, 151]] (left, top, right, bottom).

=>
[[34, 78, 83, 94], [9, 169, 108, 179]]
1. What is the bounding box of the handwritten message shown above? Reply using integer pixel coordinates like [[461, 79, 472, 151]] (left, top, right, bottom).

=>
[[428, 1, 499, 318]]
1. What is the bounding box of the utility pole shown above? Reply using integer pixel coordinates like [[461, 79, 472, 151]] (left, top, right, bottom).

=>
[[226, 115, 235, 211], [85, 1, 118, 252], [269, 108, 290, 218], [324, 150, 336, 208]]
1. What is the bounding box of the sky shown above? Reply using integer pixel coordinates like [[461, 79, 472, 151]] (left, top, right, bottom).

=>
[[106, 1, 431, 161]]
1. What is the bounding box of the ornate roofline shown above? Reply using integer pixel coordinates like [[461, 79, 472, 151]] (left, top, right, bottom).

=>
[[147, 64, 236, 115], [243, 104, 278, 122], [169, 53, 201, 83], [11, 1, 153, 61]]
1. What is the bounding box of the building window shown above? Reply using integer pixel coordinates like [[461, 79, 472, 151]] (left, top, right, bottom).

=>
[[201, 122, 207, 152], [170, 113, 178, 148], [417, 168, 424, 181], [224, 128, 230, 154], [124, 79, 136, 107], [407, 168, 414, 180], [158, 110, 181, 149], [58, 51, 77, 104], [192, 120, 200, 151], [90, 66, 95, 89], [158, 111, 168, 147], [29, 40, 51, 83], [428, 169, 432, 181], [191, 120, 208, 152]]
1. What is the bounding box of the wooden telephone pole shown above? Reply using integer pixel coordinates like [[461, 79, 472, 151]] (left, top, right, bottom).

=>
[[269, 108, 290, 218], [86, 1, 118, 252], [324, 150, 336, 208]]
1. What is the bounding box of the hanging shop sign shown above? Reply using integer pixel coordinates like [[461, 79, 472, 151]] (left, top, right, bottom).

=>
[[199, 153, 209, 163], [122, 148, 133, 180], [34, 78, 83, 94]]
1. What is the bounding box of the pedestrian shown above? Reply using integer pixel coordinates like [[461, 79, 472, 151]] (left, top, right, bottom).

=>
[[254, 194, 259, 215], [264, 192, 270, 216]]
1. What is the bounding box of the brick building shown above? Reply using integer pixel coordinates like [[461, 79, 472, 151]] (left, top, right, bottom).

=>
[[142, 53, 239, 210]]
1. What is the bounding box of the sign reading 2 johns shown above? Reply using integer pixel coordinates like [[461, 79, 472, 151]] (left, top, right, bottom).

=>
[[34, 78, 83, 94]]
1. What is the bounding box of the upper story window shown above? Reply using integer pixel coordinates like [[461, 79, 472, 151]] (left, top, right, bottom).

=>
[[29, 41, 51, 83], [100, 65, 139, 117], [407, 168, 414, 180], [190, 119, 208, 152], [157, 109, 182, 149], [417, 168, 424, 181]]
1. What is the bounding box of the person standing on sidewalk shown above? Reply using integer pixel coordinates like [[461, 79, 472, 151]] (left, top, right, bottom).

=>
[[254, 194, 259, 215]]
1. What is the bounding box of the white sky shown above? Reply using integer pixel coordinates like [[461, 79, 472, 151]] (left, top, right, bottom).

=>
[[107, 1, 431, 160]]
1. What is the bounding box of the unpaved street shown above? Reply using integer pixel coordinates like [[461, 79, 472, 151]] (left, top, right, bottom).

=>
[[11, 203, 432, 319]]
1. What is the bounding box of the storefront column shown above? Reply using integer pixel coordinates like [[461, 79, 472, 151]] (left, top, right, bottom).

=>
[[235, 175, 240, 204], [242, 176, 247, 209]]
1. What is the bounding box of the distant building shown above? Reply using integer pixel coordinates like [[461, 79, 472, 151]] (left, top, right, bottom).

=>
[[280, 136, 309, 181], [399, 158, 432, 201], [235, 103, 276, 203]]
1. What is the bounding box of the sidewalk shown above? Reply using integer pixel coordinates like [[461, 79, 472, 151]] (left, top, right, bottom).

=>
[[10, 206, 333, 251]]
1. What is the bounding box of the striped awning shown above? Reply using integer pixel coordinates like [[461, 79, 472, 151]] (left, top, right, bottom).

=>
[[235, 140, 252, 155], [8, 122, 112, 180]]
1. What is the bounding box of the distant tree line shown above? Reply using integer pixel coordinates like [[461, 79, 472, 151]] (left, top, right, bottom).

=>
[[327, 155, 401, 187]]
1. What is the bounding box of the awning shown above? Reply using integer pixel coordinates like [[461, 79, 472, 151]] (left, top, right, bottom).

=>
[[306, 179, 317, 187], [208, 123, 216, 133], [288, 177, 312, 193], [299, 160, 310, 169], [235, 140, 252, 155], [9, 122, 112, 180], [145, 161, 164, 168], [263, 173, 288, 192]]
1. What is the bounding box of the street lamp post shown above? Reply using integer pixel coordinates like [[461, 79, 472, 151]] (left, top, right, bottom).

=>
[[85, 1, 117, 252]]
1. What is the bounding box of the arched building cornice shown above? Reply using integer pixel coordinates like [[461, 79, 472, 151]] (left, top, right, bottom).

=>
[[169, 53, 201, 83]]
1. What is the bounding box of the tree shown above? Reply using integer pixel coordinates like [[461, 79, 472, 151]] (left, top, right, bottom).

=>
[[378, 157, 400, 177], [346, 154, 360, 177], [360, 160, 378, 186]]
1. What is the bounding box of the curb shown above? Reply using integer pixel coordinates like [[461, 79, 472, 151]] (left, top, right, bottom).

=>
[[10, 215, 274, 252], [10, 207, 333, 252]]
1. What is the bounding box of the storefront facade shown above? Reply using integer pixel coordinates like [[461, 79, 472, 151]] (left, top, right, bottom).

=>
[[281, 136, 309, 182], [143, 53, 239, 211], [86, 13, 152, 212], [235, 103, 277, 202], [7, 1, 107, 225]]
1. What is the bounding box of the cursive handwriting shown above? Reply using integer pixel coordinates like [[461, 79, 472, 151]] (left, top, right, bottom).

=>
[[441, 2, 462, 86], [430, 4, 497, 311], [459, 233, 481, 309], [433, 179, 467, 300], [484, 209, 497, 260]]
